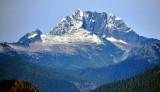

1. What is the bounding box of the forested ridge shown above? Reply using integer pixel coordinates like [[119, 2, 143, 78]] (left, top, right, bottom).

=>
[[90, 66, 160, 92]]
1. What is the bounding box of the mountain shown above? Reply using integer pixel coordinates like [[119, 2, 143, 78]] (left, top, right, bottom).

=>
[[18, 29, 42, 46], [50, 9, 159, 46], [73, 43, 160, 83], [0, 9, 160, 92], [0, 9, 160, 69], [90, 66, 160, 92]]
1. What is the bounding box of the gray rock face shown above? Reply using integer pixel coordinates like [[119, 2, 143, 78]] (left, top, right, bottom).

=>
[[82, 11, 108, 36], [136, 43, 160, 63]]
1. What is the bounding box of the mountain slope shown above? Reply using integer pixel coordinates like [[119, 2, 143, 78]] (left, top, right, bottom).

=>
[[90, 66, 160, 92], [1, 43, 160, 92], [0, 57, 81, 92], [73, 43, 160, 83], [0, 40, 124, 69]]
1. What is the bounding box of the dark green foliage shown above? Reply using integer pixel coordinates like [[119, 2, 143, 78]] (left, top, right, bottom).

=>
[[90, 66, 160, 92], [73, 56, 159, 83], [0, 57, 80, 92]]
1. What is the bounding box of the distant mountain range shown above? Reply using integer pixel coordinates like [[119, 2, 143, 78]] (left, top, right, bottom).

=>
[[0, 9, 160, 92]]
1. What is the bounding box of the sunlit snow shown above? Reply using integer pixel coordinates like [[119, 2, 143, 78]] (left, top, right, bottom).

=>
[[106, 37, 127, 44], [115, 17, 122, 20], [28, 33, 37, 39], [41, 29, 103, 45]]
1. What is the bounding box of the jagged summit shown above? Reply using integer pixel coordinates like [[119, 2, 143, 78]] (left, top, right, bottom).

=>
[[107, 13, 130, 32], [48, 10, 138, 46], [49, 10, 84, 35], [72, 9, 84, 18], [18, 29, 42, 46], [49, 10, 132, 38], [49, 10, 107, 36]]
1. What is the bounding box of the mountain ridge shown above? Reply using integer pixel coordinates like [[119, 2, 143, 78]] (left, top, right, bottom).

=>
[[0, 10, 160, 69]]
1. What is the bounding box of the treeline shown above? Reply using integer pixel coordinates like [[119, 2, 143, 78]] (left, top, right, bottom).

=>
[[90, 66, 160, 92]]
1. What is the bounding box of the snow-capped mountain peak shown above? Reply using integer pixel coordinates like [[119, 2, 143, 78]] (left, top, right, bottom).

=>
[[107, 13, 130, 32], [18, 10, 160, 47], [1, 9, 160, 69], [49, 10, 155, 47], [24, 29, 42, 39], [49, 10, 85, 35], [18, 29, 42, 46]]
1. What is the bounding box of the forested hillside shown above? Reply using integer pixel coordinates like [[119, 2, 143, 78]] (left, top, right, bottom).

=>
[[90, 66, 160, 92]]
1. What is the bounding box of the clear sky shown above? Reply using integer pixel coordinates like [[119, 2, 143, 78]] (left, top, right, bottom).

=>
[[0, 0, 160, 42]]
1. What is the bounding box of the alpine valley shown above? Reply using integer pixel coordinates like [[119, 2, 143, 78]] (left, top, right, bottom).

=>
[[0, 9, 160, 92]]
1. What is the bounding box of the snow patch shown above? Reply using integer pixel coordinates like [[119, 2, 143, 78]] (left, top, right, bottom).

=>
[[42, 29, 103, 45], [125, 29, 133, 33], [90, 19, 95, 22], [109, 13, 114, 17], [60, 18, 66, 22], [107, 23, 114, 30], [73, 9, 84, 17], [74, 21, 83, 29], [106, 37, 127, 44], [113, 57, 119, 63], [0, 46, 3, 53], [83, 13, 89, 19], [28, 33, 37, 39], [152, 44, 160, 49], [102, 34, 106, 38], [79, 9, 84, 17], [115, 17, 122, 20]]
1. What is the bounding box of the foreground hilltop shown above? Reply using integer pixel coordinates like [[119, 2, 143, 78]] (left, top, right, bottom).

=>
[[0, 80, 38, 92]]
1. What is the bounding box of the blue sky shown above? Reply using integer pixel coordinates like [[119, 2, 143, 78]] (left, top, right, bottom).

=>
[[0, 0, 160, 42]]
